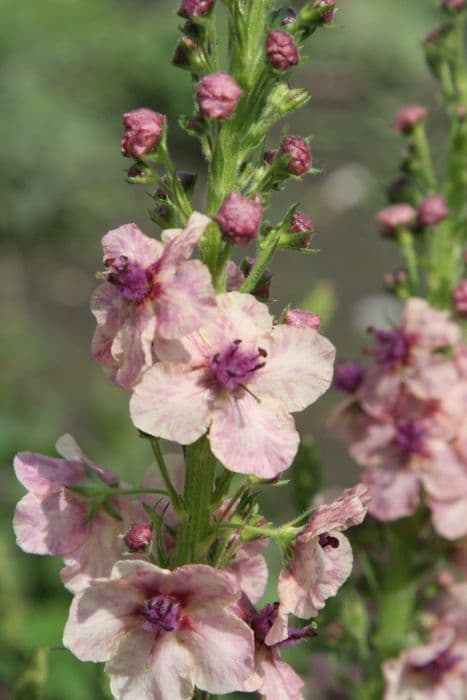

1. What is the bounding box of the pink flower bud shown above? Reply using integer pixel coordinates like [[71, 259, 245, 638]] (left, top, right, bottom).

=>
[[384, 267, 408, 290], [313, 0, 336, 23], [178, 0, 214, 18], [442, 0, 466, 11], [124, 523, 152, 552], [457, 105, 467, 121], [289, 210, 314, 247], [453, 279, 467, 316], [264, 149, 278, 164], [281, 8, 297, 25], [172, 36, 199, 68], [417, 195, 449, 227], [214, 192, 262, 245], [284, 308, 321, 329], [196, 73, 242, 120], [392, 104, 427, 134], [266, 30, 299, 70], [280, 136, 311, 176], [121, 109, 165, 159], [376, 204, 416, 237]]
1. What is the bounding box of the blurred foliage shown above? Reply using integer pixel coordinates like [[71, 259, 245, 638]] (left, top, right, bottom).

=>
[[1, 0, 442, 697]]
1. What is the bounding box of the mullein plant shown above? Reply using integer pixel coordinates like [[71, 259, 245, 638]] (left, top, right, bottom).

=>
[[11, 1, 467, 700]]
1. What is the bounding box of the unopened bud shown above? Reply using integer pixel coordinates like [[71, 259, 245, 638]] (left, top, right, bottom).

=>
[[214, 192, 262, 245], [264, 149, 278, 164], [124, 523, 152, 552], [121, 109, 165, 159], [313, 0, 336, 23], [266, 30, 299, 70], [442, 0, 466, 12], [284, 309, 321, 329], [453, 279, 467, 316], [417, 195, 449, 227], [392, 105, 427, 134], [280, 136, 311, 176], [196, 73, 242, 120], [172, 36, 203, 72], [376, 204, 416, 237], [288, 210, 314, 247], [384, 267, 408, 290], [178, 0, 214, 19], [127, 163, 154, 184], [333, 361, 364, 394], [281, 7, 297, 25]]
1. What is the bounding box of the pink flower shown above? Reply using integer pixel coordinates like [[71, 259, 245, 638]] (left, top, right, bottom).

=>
[[383, 614, 467, 699], [276, 485, 369, 619], [266, 30, 299, 70], [13, 435, 146, 592], [130, 292, 335, 477], [121, 109, 164, 159], [196, 73, 242, 120], [91, 212, 215, 389], [63, 560, 256, 700]]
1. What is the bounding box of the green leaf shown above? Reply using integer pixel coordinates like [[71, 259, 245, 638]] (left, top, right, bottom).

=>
[[289, 437, 322, 512]]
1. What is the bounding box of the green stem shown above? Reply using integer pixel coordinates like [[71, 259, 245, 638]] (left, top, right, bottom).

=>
[[150, 439, 185, 516], [174, 437, 217, 565], [396, 228, 419, 295], [412, 125, 437, 193], [240, 229, 281, 293]]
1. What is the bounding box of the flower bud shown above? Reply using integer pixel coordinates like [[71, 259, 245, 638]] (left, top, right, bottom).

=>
[[196, 72, 242, 120], [280, 135, 311, 176], [121, 109, 165, 159], [126, 162, 155, 184], [264, 149, 278, 164], [417, 194, 449, 227], [266, 30, 299, 70], [124, 523, 152, 552], [172, 36, 203, 72], [288, 210, 314, 247], [281, 7, 297, 25], [392, 105, 427, 134], [442, 0, 466, 12], [313, 0, 336, 23], [384, 267, 408, 291], [214, 192, 262, 245], [178, 0, 214, 18], [333, 361, 364, 394], [453, 279, 467, 316], [284, 308, 321, 329], [376, 204, 416, 237]]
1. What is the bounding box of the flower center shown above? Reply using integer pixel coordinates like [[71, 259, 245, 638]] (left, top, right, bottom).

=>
[[251, 602, 316, 648], [369, 327, 408, 366], [413, 650, 461, 682], [319, 532, 340, 549], [394, 419, 425, 456], [209, 339, 267, 391], [105, 256, 154, 304], [141, 594, 181, 632]]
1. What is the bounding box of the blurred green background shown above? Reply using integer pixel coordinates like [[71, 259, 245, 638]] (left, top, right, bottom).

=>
[[1, 0, 446, 697]]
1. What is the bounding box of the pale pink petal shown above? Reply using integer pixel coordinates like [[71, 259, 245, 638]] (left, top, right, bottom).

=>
[[183, 608, 256, 694], [226, 260, 245, 291], [209, 393, 299, 477], [419, 442, 467, 500], [102, 223, 163, 268], [14, 452, 84, 496], [346, 413, 396, 468], [14, 492, 88, 555], [402, 298, 461, 350], [110, 560, 172, 594], [256, 648, 305, 700], [364, 466, 420, 521], [200, 292, 273, 349], [160, 212, 211, 264], [63, 580, 142, 662], [90, 284, 124, 371], [359, 366, 401, 419], [265, 608, 289, 646], [107, 630, 194, 700], [278, 533, 353, 618], [169, 564, 240, 609], [225, 549, 268, 604], [307, 484, 370, 534], [428, 496, 467, 540], [251, 325, 335, 412], [130, 365, 212, 444], [55, 434, 117, 486], [406, 355, 459, 400], [156, 260, 216, 339]]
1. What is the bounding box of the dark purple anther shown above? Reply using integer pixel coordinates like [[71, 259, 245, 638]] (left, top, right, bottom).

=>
[[196, 73, 242, 120], [394, 419, 425, 457], [178, 0, 214, 18], [214, 192, 262, 245], [124, 523, 153, 552], [266, 30, 299, 70], [313, 0, 336, 23], [251, 603, 279, 644], [392, 105, 427, 134], [209, 340, 267, 391], [333, 361, 364, 394], [121, 109, 165, 159], [417, 195, 449, 227], [280, 136, 311, 177], [319, 532, 340, 549], [105, 257, 151, 304], [141, 594, 181, 632], [369, 327, 408, 366]]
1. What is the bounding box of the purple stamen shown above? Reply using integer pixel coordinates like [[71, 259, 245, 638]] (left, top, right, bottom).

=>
[[209, 340, 267, 391], [369, 327, 408, 366], [251, 603, 316, 648], [106, 256, 152, 304], [394, 419, 425, 457], [141, 594, 181, 632], [319, 532, 340, 549], [412, 650, 461, 682]]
